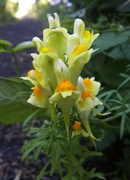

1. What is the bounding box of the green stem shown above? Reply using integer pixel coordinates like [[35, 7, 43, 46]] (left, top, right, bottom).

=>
[[10, 49, 21, 76], [63, 111, 70, 141], [50, 103, 57, 124]]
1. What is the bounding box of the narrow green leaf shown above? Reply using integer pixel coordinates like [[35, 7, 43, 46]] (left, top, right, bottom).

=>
[[0, 39, 13, 52], [13, 41, 35, 52], [22, 139, 47, 159], [85, 168, 106, 179], [118, 76, 130, 90], [0, 39, 13, 47], [22, 109, 42, 126], [36, 160, 51, 180]]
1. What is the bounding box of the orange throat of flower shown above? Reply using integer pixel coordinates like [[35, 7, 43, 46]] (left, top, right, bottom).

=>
[[33, 85, 44, 100], [83, 78, 93, 91], [55, 80, 77, 93], [81, 90, 92, 100], [72, 121, 82, 131]]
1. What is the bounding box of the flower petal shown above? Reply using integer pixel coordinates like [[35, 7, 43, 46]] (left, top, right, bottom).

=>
[[27, 86, 46, 108]]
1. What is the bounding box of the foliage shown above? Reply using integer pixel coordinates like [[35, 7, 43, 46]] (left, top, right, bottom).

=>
[[0, 0, 17, 24], [21, 116, 105, 180]]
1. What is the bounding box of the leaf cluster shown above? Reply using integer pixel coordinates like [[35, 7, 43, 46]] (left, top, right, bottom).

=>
[[21, 116, 105, 180]]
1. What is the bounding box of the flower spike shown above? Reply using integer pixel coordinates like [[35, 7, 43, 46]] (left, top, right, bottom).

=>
[[22, 13, 105, 142]]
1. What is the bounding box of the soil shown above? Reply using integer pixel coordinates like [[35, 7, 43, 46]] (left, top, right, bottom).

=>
[[0, 124, 59, 180], [0, 17, 59, 180]]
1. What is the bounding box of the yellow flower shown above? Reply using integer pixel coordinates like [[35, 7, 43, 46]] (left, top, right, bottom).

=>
[[42, 13, 68, 59], [32, 52, 59, 91], [73, 121, 82, 131], [32, 52, 71, 91], [76, 77, 102, 112], [72, 121, 89, 137], [22, 69, 52, 95], [50, 80, 80, 140], [68, 44, 94, 84], [66, 34, 79, 57], [83, 77, 101, 96], [43, 28, 67, 59], [55, 80, 77, 97], [76, 77, 103, 145], [82, 30, 99, 49], [32, 37, 44, 52], [50, 80, 80, 107], [66, 19, 99, 85], [70, 44, 88, 59], [27, 85, 46, 108], [77, 90, 96, 112], [21, 13, 103, 141], [73, 18, 99, 48], [27, 69, 45, 86]]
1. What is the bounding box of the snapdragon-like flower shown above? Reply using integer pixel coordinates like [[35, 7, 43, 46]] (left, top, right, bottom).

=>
[[22, 69, 52, 108], [50, 80, 80, 139], [76, 77, 102, 112], [68, 44, 94, 84], [73, 18, 99, 48], [76, 77, 102, 143], [27, 85, 46, 108], [22, 13, 103, 141], [72, 121, 89, 137], [67, 19, 99, 85]]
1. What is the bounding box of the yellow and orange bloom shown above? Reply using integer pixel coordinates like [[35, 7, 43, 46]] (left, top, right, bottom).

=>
[[83, 77, 101, 96], [72, 121, 89, 137], [68, 45, 94, 84], [27, 70, 45, 87], [27, 85, 46, 108], [22, 13, 104, 141], [76, 77, 102, 112], [50, 80, 80, 139], [73, 18, 99, 48], [76, 76, 102, 143]]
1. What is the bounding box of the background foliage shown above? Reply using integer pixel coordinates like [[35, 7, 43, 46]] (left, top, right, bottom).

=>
[[0, 0, 130, 179]]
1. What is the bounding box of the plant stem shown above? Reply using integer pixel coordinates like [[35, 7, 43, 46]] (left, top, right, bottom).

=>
[[10, 49, 21, 76], [50, 103, 57, 124]]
